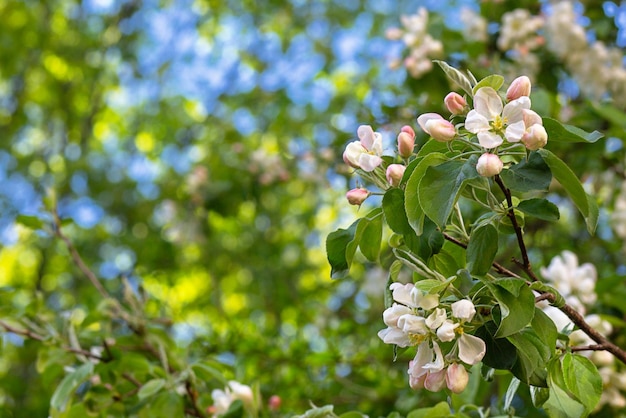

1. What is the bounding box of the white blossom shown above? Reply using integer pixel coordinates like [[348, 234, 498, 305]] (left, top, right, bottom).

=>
[[465, 87, 529, 148], [458, 333, 486, 365], [451, 299, 476, 322]]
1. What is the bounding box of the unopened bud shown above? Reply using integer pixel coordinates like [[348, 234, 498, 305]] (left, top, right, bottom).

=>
[[522, 124, 548, 150], [476, 153, 503, 177], [417, 113, 456, 142], [446, 364, 469, 394], [522, 109, 542, 127], [268, 395, 281, 411], [424, 369, 447, 392], [444, 92, 467, 115], [386, 164, 406, 187], [346, 188, 370, 206], [401, 125, 416, 138], [397, 132, 415, 158], [451, 299, 476, 322], [506, 76, 531, 101]]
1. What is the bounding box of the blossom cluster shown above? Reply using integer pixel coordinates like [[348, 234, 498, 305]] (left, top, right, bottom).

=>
[[378, 282, 486, 393], [341, 75, 548, 207], [385, 8, 443, 78], [539, 251, 626, 409], [417, 75, 547, 177]]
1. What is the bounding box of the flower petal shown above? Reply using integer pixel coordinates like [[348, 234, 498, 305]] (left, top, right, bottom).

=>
[[358, 154, 383, 172], [370, 132, 383, 155], [474, 87, 503, 119], [502, 96, 530, 123], [458, 333, 486, 365], [378, 327, 410, 347], [343, 141, 366, 167], [505, 120, 526, 143], [464, 110, 491, 134], [423, 341, 445, 371], [477, 131, 503, 148], [357, 125, 375, 149], [417, 113, 445, 134]]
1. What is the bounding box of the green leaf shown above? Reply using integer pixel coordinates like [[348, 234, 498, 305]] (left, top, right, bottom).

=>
[[295, 405, 335, 418], [418, 157, 480, 228], [503, 377, 520, 412], [543, 117, 603, 143], [137, 378, 166, 400], [16, 214, 44, 229], [532, 308, 558, 354], [530, 386, 550, 408], [499, 152, 551, 192], [545, 359, 586, 418], [414, 276, 455, 294], [517, 198, 560, 221], [428, 241, 466, 278], [507, 328, 550, 386], [537, 149, 597, 234], [475, 321, 518, 370], [50, 362, 94, 412], [383, 188, 412, 235], [407, 401, 451, 418], [359, 210, 383, 262], [339, 412, 368, 418], [466, 223, 498, 275], [529, 282, 566, 308], [562, 353, 602, 412], [138, 392, 184, 418], [405, 153, 448, 235], [434, 61, 474, 96], [472, 74, 504, 95], [326, 220, 359, 279], [489, 279, 535, 338]]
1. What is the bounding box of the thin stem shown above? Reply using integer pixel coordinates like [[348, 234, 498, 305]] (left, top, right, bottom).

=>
[[493, 174, 539, 281], [53, 210, 111, 299]]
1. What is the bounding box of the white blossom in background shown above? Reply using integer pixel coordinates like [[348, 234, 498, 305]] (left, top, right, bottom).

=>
[[460, 8, 488, 42], [611, 182, 626, 240], [540, 250, 597, 309], [210, 381, 255, 417], [497, 9, 544, 52], [386, 8, 443, 78]]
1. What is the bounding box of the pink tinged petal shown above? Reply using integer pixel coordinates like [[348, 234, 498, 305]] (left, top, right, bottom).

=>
[[476, 153, 503, 177], [382, 303, 413, 327], [409, 372, 427, 390], [343, 141, 365, 168], [473, 87, 503, 119], [446, 363, 469, 394], [397, 131, 415, 158], [464, 110, 491, 134], [386, 164, 406, 187], [502, 96, 531, 123], [424, 369, 447, 392], [506, 76, 532, 101], [357, 125, 375, 149], [358, 154, 383, 172], [458, 334, 486, 365], [377, 327, 411, 347], [522, 109, 542, 127], [444, 92, 467, 115], [425, 119, 456, 142], [505, 120, 526, 143], [346, 188, 370, 206], [522, 124, 548, 150], [477, 131, 504, 148], [370, 133, 383, 155], [417, 113, 445, 133]]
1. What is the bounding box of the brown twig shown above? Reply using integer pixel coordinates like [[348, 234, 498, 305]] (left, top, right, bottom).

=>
[[52, 210, 110, 299], [571, 344, 610, 353], [493, 175, 539, 281], [0, 319, 107, 361]]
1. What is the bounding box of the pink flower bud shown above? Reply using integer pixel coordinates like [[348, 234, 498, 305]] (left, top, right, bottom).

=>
[[506, 76, 531, 101], [401, 125, 416, 138], [424, 369, 447, 392], [446, 364, 469, 394], [346, 188, 370, 206], [397, 132, 415, 158], [522, 109, 542, 127], [386, 164, 406, 187], [444, 92, 467, 115], [476, 153, 503, 177], [268, 395, 281, 411], [522, 124, 548, 150], [417, 113, 456, 142]]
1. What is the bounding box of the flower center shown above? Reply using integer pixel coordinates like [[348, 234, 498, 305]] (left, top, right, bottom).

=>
[[491, 115, 507, 133], [408, 333, 428, 346]]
